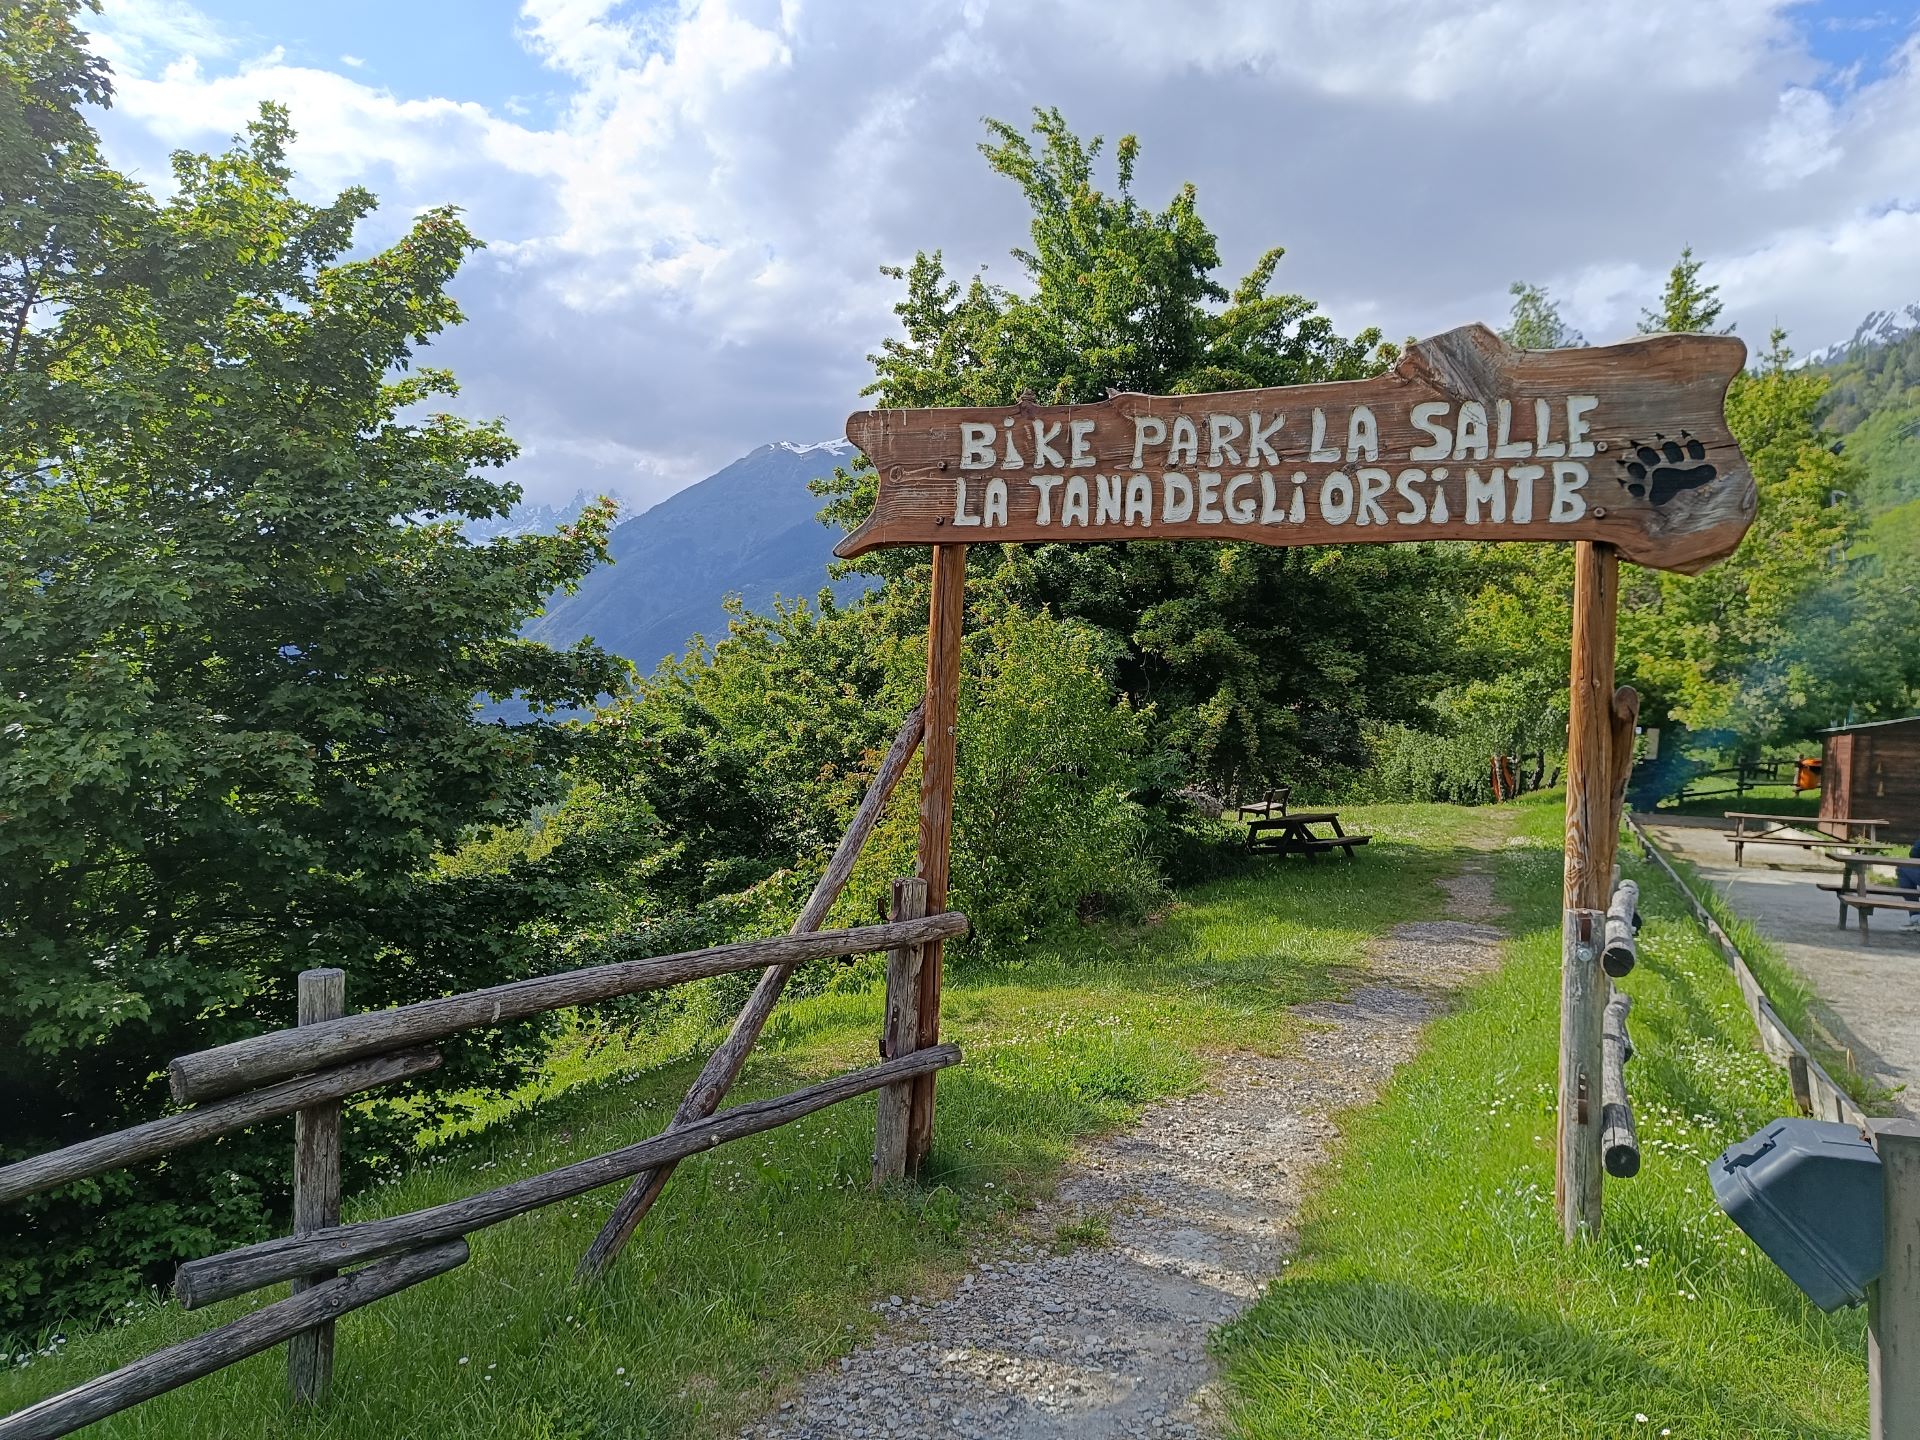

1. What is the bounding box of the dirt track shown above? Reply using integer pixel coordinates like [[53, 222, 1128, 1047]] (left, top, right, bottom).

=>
[[752, 866, 1508, 1440]]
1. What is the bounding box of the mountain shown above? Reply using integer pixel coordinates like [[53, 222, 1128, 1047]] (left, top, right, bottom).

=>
[[1806, 304, 1920, 368], [466, 489, 605, 543], [529, 440, 864, 672], [1814, 304, 1920, 514]]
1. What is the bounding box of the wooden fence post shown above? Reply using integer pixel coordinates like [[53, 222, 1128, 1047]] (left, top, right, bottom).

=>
[[289, 968, 344, 1406], [873, 877, 929, 1185], [1558, 540, 1619, 1240], [907, 543, 965, 1176], [1871, 1117, 1920, 1440]]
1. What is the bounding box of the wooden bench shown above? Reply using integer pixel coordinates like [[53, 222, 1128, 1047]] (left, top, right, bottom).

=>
[[1837, 893, 1920, 944]]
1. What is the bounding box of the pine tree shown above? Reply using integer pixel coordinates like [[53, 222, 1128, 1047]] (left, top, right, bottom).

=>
[[1639, 246, 1730, 334], [1500, 281, 1584, 349]]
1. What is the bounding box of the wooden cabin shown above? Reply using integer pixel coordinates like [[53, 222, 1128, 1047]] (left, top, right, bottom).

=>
[[1819, 715, 1920, 837]]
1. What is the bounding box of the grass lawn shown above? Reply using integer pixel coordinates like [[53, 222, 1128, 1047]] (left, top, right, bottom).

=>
[[1638, 839, 1895, 1114], [1217, 793, 1867, 1439], [0, 804, 1503, 1439]]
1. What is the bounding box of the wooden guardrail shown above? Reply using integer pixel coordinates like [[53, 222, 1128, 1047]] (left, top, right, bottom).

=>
[[0, 703, 966, 1439], [1626, 815, 1865, 1127]]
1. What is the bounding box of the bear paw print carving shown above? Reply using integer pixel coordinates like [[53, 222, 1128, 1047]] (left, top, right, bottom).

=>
[[1617, 432, 1717, 505]]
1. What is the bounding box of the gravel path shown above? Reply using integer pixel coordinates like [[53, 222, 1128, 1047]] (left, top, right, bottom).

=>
[[754, 865, 1508, 1440]]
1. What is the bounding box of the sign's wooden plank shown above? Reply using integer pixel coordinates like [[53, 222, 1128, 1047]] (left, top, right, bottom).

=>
[[836, 325, 1755, 574]]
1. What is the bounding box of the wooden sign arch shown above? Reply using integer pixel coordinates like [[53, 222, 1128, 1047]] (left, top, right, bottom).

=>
[[848, 325, 1755, 1241]]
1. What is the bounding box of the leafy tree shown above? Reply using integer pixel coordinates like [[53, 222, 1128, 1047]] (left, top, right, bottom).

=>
[[1500, 282, 1585, 349], [0, 2, 626, 1330], [820, 108, 1476, 792], [1638, 245, 1729, 335], [1621, 329, 1856, 750]]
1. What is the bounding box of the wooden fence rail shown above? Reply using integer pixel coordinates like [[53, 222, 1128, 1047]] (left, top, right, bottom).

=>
[[0, 1048, 442, 1207], [176, 1044, 962, 1309], [169, 912, 967, 1104], [0, 1243, 471, 1440], [1600, 989, 1640, 1178], [2, 695, 970, 1439]]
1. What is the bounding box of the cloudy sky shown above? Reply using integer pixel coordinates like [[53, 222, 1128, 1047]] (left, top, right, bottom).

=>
[[81, 0, 1920, 512]]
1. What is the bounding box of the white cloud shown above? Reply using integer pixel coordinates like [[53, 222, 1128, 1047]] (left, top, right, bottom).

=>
[[74, 0, 1920, 503]]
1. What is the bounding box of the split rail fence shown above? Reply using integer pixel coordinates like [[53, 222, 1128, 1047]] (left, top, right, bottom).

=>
[[0, 703, 964, 1440]]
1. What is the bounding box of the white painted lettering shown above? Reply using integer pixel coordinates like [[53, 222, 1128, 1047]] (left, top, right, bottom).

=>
[[1196, 471, 1225, 524], [1247, 412, 1285, 465], [1430, 466, 1451, 523], [983, 478, 1008, 527], [1029, 474, 1061, 523], [961, 422, 997, 470], [1410, 401, 1452, 461], [1061, 476, 1089, 527], [1506, 463, 1544, 523], [1320, 471, 1355, 524], [1494, 399, 1532, 459], [1207, 415, 1244, 466], [1309, 408, 1340, 462], [1565, 395, 1598, 457], [952, 477, 984, 526], [1550, 461, 1588, 521], [1289, 473, 1306, 524], [1533, 398, 1566, 458], [1069, 419, 1097, 467], [1162, 472, 1195, 523], [1355, 466, 1391, 525], [1168, 416, 1199, 466], [1394, 467, 1429, 525], [1260, 472, 1285, 523], [1001, 419, 1025, 469], [1226, 473, 1257, 524], [1031, 421, 1067, 470], [1131, 416, 1166, 469], [1095, 473, 1123, 525], [1125, 473, 1154, 525], [1347, 406, 1380, 462], [1452, 401, 1489, 461], [1465, 466, 1506, 524]]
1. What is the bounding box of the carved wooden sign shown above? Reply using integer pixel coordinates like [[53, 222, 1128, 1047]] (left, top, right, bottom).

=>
[[836, 325, 1755, 574]]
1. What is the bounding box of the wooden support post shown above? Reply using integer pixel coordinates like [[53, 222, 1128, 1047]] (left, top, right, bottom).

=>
[[1871, 1117, 1920, 1440], [289, 968, 344, 1407], [907, 543, 965, 1176], [1609, 686, 1641, 830], [1558, 540, 1619, 1240], [872, 877, 929, 1185]]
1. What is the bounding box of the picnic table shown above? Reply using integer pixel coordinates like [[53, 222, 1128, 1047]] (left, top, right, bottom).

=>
[[1817, 849, 1920, 941], [1245, 808, 1371, 859], [1723, 812, 1891, 866]]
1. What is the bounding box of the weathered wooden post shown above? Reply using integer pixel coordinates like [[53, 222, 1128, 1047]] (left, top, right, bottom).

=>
[[873, 877, 929, 1184], [1870, 1117, 1920, 1440], [1557, 541, 1618, 1239], [907, 543, 965, 1176], [290, 968, 345, 1405]]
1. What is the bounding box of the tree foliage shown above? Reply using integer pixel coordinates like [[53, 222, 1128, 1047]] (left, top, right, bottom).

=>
[[1638, 245, 1729, 335], [820, 108, 1476, 792], [1500, 282, 1584, 350], [0, 1, 626, 1330]]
